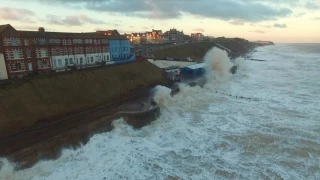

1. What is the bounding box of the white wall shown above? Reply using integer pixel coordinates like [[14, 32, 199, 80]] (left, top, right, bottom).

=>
[[102, 52, 110, 61], [0, 53, 8, 80], [148, 59, 196, 69], [51, 53, 111, 71], [74, 54, 86, 67], [51, 55, 71, 71]]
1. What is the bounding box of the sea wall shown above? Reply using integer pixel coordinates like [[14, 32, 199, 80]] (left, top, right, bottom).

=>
[[0, 61, 168, 138]]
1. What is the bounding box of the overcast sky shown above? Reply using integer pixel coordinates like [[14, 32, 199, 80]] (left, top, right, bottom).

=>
[[1, 0, 320, 43]]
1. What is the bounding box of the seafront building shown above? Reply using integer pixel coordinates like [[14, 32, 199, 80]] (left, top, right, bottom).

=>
[[0, 24, 134, 80], [191, 33, 204, 41], [163, 28, 185, 43], [125, 29, 167, 45]]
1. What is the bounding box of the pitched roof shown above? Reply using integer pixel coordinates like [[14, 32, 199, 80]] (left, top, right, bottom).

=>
[[107, 35, 128, 40], [0, 24, 10, 35], [0, 24, 128, 40], [17, 31, 108, 39]]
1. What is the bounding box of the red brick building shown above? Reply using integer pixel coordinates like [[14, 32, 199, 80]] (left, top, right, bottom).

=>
[[191, 33, 204, 41], [0, 24, 113, 79]]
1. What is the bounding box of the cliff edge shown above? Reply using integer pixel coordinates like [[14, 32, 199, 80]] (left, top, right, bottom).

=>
[[0, 61, 168, 137]]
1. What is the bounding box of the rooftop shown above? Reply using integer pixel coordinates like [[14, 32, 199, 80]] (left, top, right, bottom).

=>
[[0, 24, 127, 40], [182, 63, 206, 70]]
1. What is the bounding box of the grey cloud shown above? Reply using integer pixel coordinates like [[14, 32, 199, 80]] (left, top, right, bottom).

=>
[[305, 2, 320, 10], [250, 30, 267, 33], [229, 19, 245, 25], [311, 17, 320, 20], [193, 28, 205, 32], [20, 0, 292, 22], [16, 25, 55, 31], [0, 7, 36, 23], [294, 12, 306, 17], [46, 14, 106, 26], [273, 23, 287, 28]]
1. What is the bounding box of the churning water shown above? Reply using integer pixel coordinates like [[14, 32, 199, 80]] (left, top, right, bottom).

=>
[[1, 44, 320, 179]]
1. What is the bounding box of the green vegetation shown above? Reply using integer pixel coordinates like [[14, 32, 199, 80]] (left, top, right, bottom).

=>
[[0, 61, 167, 137], [152, 38, 260, 60], [152, 42, 216, 61], [214, 37, 258, 57]]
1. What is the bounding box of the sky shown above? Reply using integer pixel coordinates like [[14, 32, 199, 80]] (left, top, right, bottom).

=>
[[0, 0, 320, 43]]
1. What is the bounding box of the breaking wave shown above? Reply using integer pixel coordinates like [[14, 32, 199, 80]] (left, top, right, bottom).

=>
[[1, 44, 320, 179], [150, 85, 172, 107], [203, 47, 234, 82]]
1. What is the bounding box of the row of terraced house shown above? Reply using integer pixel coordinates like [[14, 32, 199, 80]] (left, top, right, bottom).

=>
[[0, 24, 135, 80]]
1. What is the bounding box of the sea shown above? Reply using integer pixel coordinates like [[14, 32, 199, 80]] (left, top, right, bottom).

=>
[[1, 43, 320, 180]]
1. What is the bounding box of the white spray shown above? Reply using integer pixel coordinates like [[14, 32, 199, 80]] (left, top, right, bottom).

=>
[[203, 47, 234, 82], [151, 85, 172, 107], [234, 56, 247, 72]]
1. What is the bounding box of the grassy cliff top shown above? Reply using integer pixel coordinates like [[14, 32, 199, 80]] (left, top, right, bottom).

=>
[[0, 61, 167, 137], [152, 38, 259, 60]]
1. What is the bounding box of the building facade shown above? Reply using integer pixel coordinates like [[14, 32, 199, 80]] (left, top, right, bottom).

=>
[[125, 33, 145, 45], [0, 24, 133, 79], [109, 36, 134, 62], [96, 30, 120, 36], [163, 28, 184, 43], [191, 33, 204, 41], [125, 29, 167, 45]]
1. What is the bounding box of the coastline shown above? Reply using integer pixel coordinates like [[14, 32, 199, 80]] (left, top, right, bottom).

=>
[[0, 41, 265, 170], [0, 76, 205, 170]]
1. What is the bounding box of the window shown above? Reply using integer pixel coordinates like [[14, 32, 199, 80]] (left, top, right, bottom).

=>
[[11, 39, 20, 46], [13, 50, 22, 59], [69, 58, 73, 64], [80, 58, 83, 64], [24, 39, 29, 46], [58, 59, 62, 66], [65, 59, 68, 66], [91, 57, 93, 62], [15, 63, 22, 71], [26, 49, 31, 58], [102, 39, 108, 44], [41, 49, 48, 57], [107, 55, 109, 61]]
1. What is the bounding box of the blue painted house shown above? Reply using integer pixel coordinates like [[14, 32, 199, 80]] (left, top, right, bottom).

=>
[[108, 36, 135, 64]]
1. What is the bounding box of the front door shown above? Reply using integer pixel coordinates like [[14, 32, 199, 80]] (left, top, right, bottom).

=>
[[28, 63, 33, 71]]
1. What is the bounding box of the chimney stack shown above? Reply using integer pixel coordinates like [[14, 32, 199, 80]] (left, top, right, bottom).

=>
[[38, 27, 45, 32]]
